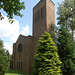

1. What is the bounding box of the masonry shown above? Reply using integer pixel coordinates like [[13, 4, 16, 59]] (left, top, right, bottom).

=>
[[12, 0, 55, 73]]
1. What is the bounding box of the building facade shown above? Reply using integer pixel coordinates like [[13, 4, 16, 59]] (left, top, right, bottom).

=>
[[12, 0, 55, 73]]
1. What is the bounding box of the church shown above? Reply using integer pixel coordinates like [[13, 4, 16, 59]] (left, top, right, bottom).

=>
[[12, 0, 55, 73]]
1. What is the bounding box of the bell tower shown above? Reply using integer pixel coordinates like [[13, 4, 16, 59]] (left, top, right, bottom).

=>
[[33, 0, 55, 45], [12, 0, 55, 73]]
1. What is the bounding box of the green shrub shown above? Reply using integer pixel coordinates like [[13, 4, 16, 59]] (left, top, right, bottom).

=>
[[32, 32, 62, 75], [0, 71, 4, 75]]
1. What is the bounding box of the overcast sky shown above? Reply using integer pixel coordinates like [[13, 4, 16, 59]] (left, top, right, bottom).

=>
[[0, 0, 64, 54]]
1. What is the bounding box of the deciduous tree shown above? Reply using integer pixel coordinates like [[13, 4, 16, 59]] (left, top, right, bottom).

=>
[[57, 0, 75, 39], [0, 0, 25, 23]]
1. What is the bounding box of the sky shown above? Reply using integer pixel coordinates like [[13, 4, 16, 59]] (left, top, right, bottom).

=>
[[0, 0, 64, 54]]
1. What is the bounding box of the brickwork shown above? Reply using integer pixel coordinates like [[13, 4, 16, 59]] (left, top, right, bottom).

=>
[[33, 0, 55, 47], [12, 0, 55, 73], [13, 35, 34, 73]]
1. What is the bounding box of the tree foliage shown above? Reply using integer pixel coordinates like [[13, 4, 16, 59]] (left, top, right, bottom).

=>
[[57, 0, 75, 39], [0, 40, 10, 74], [57, 26, 75, 75], [32, 32, 62, 75], [0, 0, 25, 23]]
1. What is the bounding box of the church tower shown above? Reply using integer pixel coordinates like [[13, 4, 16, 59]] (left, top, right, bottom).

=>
[[33, 0, 55, 45], [12, 0, 55, 74]]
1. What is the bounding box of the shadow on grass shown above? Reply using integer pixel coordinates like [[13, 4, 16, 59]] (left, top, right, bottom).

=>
[[5, 69, 31, 75]]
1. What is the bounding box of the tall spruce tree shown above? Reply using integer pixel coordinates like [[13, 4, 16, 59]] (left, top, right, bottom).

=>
[[32, 32, 62, 75], [57, 26, 75, 75], [0, 40, 9, 74]]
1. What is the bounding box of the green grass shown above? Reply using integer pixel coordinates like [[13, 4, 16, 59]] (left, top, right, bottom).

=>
[[5, 69, 31, 75]]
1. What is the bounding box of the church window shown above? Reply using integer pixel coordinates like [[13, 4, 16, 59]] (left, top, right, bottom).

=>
[[18, 44, 22, 54], [51, 25, 54, 31], [38, 11, 39, 20], [26, 53, 28, 56], [21, 62, 22, 70], [17, 62, 18, 69], [35, 13, 37, 22], [51, 25, 52, 28], [19, 62, 20, 70], [41, 7, 43, 18], [17, 62, 22, 70]]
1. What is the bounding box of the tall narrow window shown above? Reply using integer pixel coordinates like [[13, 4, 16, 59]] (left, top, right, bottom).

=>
[[51, 25, 52, 28], [21, 62, 22, 70], [17, 62, 18, 70], [19, 62, 20, 70], [41, 8, 43, 18], [35, 13, 37, 22], [18, 44, 22, 54], [38, 11, 39, 20]]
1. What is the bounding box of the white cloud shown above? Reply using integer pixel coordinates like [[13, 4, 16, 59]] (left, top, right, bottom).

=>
[[0, 15, 30, 42], [0, 17, 20, 37], [22, 24, 29, 34], [0, 15, 30, 54], [20, 31, 25, 35], [20, 24, 30, 36], [4, 43, 13, 54], [10, 24, 30, 43], [10, 35, 19, 43]]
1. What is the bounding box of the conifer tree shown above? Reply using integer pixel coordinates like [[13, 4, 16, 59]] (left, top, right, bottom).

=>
[[57, 26, 75, 75], [0, 40, 9, 74], [32, 32, 62, 75]]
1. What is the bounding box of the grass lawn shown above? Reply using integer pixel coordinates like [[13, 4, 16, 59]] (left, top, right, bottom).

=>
[[5, 69, 31, 75]]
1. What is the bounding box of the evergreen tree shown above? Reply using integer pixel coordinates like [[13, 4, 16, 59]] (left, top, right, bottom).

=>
[[57, 26, 75, 75], [32, 32, 62, 75], [6, 50, 11, 63], [0, 40, 9, 74]]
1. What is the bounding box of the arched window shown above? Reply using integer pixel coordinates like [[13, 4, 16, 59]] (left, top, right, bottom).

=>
[[18, 44, 22, 54]]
